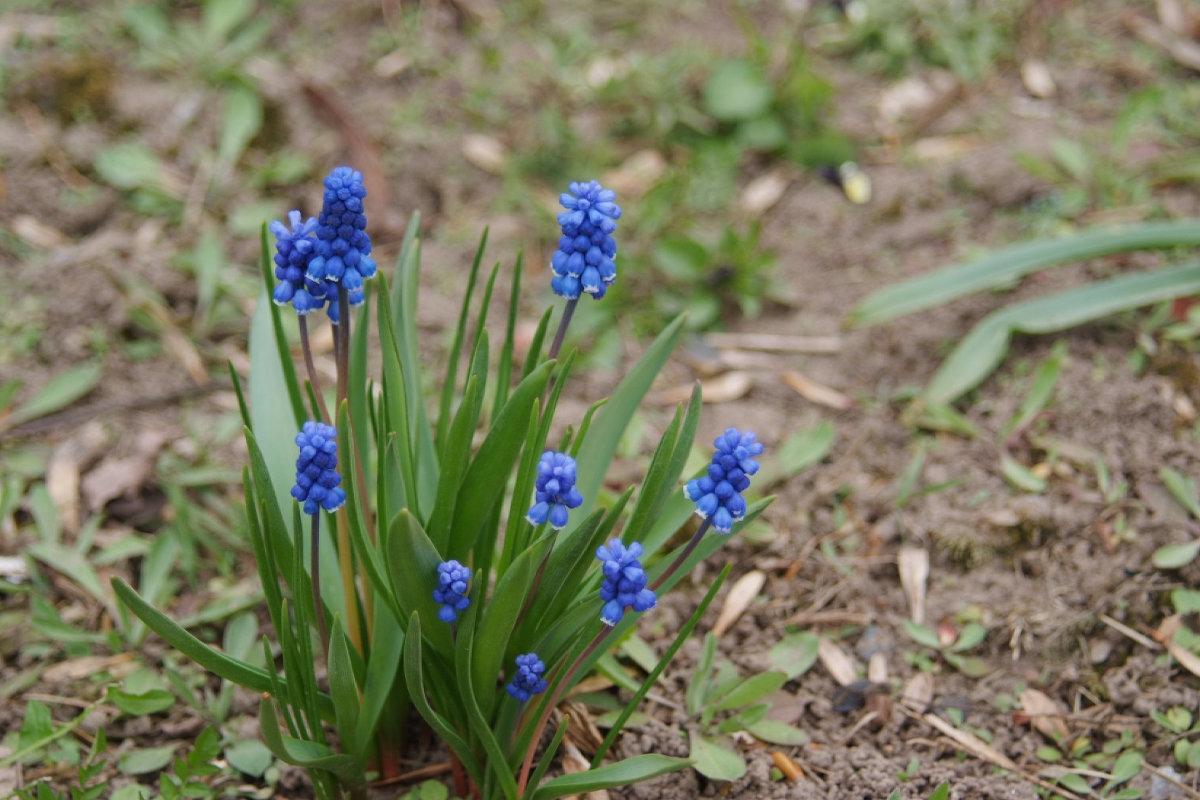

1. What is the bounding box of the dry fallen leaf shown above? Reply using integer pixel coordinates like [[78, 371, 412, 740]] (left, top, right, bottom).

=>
[[897, 547, 929, 624], [900, 672, 934, 712], [739, 170, 789, 215], [1157, 615, 1200, 679], [1020, 60, 1056, 98], [1019, 688, 1069, 741], [780, 370, 853, 411], [602, 149, 666, 198], [81, 429, 169, 511], [713, 570, 765, 637], [560, 741, 609, 800], [462, 134, 508, 175], [704, 332, 841, 354], [817, 637, 859, 687], [648, 371, 752, 406], [44, 653, 136, 684], [46, 422, 108, 534]]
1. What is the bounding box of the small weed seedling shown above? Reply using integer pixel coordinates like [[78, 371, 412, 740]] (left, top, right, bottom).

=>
[[903, 618, 991, 678], [682, 632, 805, 781]]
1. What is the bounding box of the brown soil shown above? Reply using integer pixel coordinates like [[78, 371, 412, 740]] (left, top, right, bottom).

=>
[[4, 2, 1200, 799]]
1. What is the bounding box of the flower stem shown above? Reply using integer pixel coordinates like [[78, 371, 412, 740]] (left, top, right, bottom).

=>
[[516, 626, 610, 795], [333, 288, 366, 654], [547, 298, 578, 362], [311, 514, 329, 652], [298, 315, 330, 423], [650, 516, 712, 592]]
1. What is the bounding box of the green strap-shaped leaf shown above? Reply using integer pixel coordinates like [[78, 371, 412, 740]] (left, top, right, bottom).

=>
[[453, 595, 518, 800], [111, 578, 333, 720], [403, 613, 485, 788], [494, 253, 523, 416], [924, 258, 1200, 406], [353, 604, 405, 749], [385, 510, 453, 658], [529, 755, 693, 800], [449, 360, 555, 558], [376, 272, 422, 518], [849, 220, 1200, 327], [258, 697, 364, 786], [429, 350, 487, 551], [391, 231, 440, 514], [471, 538, 550, 717], [570, 313, 687, 530], [326, 618, 361, 759], [437, 228, 489, 454]]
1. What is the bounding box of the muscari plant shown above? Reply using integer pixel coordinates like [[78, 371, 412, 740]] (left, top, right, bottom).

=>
[[113, 169, 775, 799]]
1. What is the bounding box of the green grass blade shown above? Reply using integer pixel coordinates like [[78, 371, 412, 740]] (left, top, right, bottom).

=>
[[924, 258, 1200, 406], [258, 697, 364, 786], [850, 220, 1200, 327]]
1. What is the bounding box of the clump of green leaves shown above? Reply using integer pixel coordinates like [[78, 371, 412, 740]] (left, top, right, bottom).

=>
[[683, 633, 807, 781], [903, 618, 990, 678]]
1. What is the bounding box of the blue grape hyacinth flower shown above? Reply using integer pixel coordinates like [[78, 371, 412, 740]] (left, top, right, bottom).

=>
[[526, 451, 584, 529], [270, 210, 325, 314], [505, 653, 548, 702], [306, 167, 378, 314], [684, 428, 763, 533], [432, 560, 471, 623], [596, 539, 656, 626], [291, 421, 347, 515], [550, 180, 621, 301]]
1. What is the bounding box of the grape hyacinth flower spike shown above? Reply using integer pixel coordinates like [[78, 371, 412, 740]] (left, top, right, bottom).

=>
[[596, 539, 656, 626], [271, 210, 322, 314], [505, 653, 548, 702], [551, 180, 622, 301], [432, 560, 471, 623], [291, 421, 347, 515], [306, 166, 378, 320], [547, 180, 621, 361], [685, 428, 763, 533], [526, 451, 584, 529]]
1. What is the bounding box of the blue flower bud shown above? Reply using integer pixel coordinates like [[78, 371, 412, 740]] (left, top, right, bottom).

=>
[[526, 451, 584, 530], [432, 560, 472, 623], [596, 539, 656, 626], [291, 421, 347, 515], [684, 428, 763, 534], [505, 653, 548, 702]]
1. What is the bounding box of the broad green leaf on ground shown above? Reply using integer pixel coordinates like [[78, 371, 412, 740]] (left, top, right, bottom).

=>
[[225, 739, 273, 777], [5, 363, 102, 428], [218, 85, 263, 167], [849, 221, 1200, 327], [1153, 540, 1200, 570], [703, 60, 772, 122], [767, 631, 820, 680], [688, 731, 745, 781], [1161, 466, 1200, 519], [1000, 454, 1046, 493], [118, 745, 177, 775], [757, 422, 834, 487]]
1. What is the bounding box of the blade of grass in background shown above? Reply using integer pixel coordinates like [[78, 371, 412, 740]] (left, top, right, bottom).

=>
[[849, 220, 1200, 328]]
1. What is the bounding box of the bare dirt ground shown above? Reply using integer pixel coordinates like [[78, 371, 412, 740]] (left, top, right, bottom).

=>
[[4, 2, 1200, 799]]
